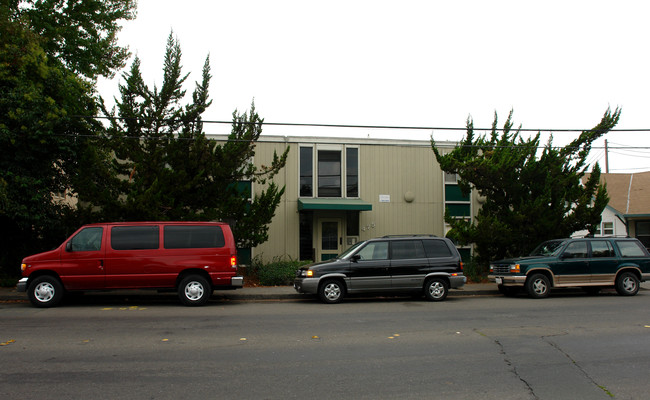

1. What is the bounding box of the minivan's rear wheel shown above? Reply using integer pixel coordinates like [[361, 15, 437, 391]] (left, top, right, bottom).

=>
[[615, 272, 639, 296], [319, 279, 345, 304], [178, 275, 211, 306], [27, 276, 64, 308], [424, 277, 448, 301], [526, 274, 550, 299]]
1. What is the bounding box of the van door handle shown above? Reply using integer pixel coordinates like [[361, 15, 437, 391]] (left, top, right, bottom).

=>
[[99, 260, 104, 270]]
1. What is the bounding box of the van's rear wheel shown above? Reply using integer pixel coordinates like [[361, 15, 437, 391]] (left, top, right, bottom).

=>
[[27, 276, 64, 308], [178, 275, 211, 306]]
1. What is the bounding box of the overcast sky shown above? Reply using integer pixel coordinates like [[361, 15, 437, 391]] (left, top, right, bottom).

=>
[[97, 0, 650, 173]]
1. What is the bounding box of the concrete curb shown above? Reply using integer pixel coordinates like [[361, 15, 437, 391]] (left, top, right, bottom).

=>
[[1, 282, 647, 303]]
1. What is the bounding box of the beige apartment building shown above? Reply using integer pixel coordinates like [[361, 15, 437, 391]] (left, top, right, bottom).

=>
[[228, 135, 477, 264]]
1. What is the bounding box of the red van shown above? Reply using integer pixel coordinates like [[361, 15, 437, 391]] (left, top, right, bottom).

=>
[[16, 222, 243, 307]]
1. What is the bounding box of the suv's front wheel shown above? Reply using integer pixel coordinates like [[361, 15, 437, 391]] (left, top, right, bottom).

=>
[[526, 273, 550, 299]]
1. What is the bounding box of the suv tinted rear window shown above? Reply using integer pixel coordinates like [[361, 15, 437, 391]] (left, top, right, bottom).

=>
[[616, 240, 647, 257], [111, 226, 159, 250], [164, 226, 225, 249]]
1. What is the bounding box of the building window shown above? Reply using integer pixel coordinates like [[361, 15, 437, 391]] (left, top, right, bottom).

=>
[[318, 150, 341, 197], [300, 147, 313, 197], [346, 147, 358, 197], [603, 222, 614, 235], [299, 145, 359, 198], [444, 173, 471, 218]]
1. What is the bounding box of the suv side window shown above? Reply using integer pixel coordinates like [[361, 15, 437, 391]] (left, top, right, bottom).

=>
[[423, 239, 452, 258], [111, 226, 159, 250], [164, 226, 225, 249], [69, 227, 103, 252], [562, 241, 588, 259], [590, 241, 614, 258], [616, 240, 647, 257], [357, 241, 389, 260], [391, 240, 426, 260]]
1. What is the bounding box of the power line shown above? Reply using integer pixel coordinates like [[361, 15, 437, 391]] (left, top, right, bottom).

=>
[[82, 115, 650, 133]]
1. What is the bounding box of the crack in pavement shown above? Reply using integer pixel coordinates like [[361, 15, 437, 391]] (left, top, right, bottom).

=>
[[542, 334, 614, 398]]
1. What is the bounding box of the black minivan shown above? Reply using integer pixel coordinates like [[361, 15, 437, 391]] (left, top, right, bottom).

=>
[[294, 235, 466, 303]]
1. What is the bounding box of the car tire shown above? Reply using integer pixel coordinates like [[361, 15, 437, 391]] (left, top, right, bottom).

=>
[[615, 272, 639, 296], [526, 274, 550, 299], [318, 279, 345, 304], [178, 275, 211, 306], [27, 275, 64, 308], [498, 285, 519, 297], [424, 277, 448, 301]]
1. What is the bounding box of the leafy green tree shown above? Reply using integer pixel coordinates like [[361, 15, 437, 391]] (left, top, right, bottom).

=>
[[0, 1, 135, 278], [432, 108, 620, 267], [97, 34, 289, 248]]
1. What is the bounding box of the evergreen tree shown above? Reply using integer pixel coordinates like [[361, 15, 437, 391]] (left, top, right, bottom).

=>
[[96, 34, 289, 248], [0, 1, 134, 278], [432, 108, 620, 267]]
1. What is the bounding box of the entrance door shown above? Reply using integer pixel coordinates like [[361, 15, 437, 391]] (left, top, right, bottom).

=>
[[318, 219, 342, 261]]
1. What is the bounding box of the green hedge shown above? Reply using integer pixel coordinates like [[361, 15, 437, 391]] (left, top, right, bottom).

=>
[[250, 256, 312, 286]]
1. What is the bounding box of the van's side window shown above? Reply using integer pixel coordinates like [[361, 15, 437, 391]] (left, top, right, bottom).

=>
[[423, 240, 452, 258], [391, 240, 426, 260], [111, 226, 159, 250], [69, 227, 103, 252], [164, 226, 225, 249]]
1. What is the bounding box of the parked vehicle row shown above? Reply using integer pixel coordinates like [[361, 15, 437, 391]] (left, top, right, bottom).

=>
[[17, 222, 650, 306]]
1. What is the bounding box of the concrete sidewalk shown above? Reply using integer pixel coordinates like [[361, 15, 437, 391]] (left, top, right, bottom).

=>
[[1, 281, 648, 303]]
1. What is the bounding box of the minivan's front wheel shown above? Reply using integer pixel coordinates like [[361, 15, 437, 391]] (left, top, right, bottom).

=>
[[319, 279, 345, 304], [27, 275, 64, 308], [178, 275, 211, 306], [424, 277, 448, 301]]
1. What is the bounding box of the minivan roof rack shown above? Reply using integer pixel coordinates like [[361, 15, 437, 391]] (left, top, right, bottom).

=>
[[381, 234, 438, 238]]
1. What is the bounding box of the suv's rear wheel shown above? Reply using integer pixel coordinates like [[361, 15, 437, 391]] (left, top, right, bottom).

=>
[[526, 274, 550, 299], [178, 275, 211, 306], [424, 277, 448, 301], [319, 279, 345, 304], [615, 272, 639, 296], [27, 275, 64, 308]]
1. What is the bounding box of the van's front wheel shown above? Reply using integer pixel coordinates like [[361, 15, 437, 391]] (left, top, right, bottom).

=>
[[27, 276, 64, 308], [178, 275, 211, 306]]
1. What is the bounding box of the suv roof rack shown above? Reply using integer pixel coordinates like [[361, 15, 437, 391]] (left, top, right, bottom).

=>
[[381, 234, 438, 238]]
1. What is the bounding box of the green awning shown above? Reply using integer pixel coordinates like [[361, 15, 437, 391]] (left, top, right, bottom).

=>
[[298, 198, 372, 211]]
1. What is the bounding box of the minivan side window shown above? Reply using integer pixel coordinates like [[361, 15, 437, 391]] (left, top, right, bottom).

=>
[[69, 227, 103, 252], [164, 226, 225, 249], [423, 240, 452, 258], [357, 241, 389, 260], [111, 226, 159, 250], [616, 240, 647, 257], [391, 240, 426, 260]]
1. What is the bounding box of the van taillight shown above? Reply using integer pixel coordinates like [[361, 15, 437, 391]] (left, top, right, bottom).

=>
[[459, 262, 464, 271], [230, 256, 237, 268]]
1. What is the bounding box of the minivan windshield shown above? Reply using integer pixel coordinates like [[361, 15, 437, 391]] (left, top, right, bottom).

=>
[[337, 240, 366, 259], [529, 240, 566, 257]]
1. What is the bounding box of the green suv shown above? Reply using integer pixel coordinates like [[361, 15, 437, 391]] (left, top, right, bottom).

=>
[[489, 237, 650, 298]]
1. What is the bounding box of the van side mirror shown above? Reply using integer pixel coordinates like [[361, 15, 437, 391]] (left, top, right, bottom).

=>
[[65, 242, 72, 252], [351, 254, 361, 262]]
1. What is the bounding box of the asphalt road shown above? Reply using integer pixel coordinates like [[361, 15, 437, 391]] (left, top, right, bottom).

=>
[[1, 292, 649, 400]]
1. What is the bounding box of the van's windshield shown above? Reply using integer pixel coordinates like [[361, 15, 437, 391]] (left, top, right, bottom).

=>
[[529, 240, 566, 257]]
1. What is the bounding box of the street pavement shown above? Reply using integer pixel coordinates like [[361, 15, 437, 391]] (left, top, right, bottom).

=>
[[1, 281, 648, 302]]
